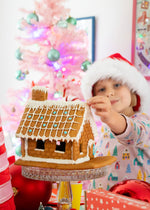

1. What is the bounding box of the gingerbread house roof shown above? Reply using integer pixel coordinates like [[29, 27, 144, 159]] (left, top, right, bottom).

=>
[[16, 99, 97, 142]]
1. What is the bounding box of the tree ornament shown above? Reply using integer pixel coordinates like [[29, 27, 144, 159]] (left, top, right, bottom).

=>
[[57, 71, 63, 78], [109, 179, 150, 203], [17, 18, 25, 30], [26, 12, 39, 25], [47, 48, 60, 61], [81, 60, 91, 71], [66, 17, 77, 25], [15, 145, 21, 156], [15, 48, 23, 60], [16, 70, 26, 81], [10, 164, 52, 210], [57, 19, 68, 28]]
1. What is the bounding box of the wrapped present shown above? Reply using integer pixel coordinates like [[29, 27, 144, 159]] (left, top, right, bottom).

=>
[[85, 188, 150, 210]]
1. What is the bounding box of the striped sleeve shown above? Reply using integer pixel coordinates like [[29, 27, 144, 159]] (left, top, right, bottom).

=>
[[0, 118, 14, 204]]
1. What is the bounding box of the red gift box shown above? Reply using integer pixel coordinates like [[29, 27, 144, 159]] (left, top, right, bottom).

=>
[[85, 188, 150, 210]]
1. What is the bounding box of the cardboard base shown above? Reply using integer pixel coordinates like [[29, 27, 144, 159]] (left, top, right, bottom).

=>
[[15, 156, 116, 170]]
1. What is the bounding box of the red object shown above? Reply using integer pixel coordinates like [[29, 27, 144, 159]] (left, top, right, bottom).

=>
[[86, 188, 150, 210], [8, 155, 15, 166], [0, 196, 15, 210], [10, 164, 52, 210], [109, 179, 150, 203]]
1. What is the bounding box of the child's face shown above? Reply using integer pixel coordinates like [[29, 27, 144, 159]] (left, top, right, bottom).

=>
[[93, 78, 132, 114]]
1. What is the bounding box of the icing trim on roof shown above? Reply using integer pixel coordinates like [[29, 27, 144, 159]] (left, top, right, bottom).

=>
[[26, 99, 86, 108], [16, 99, 98, 142], [32, 86, 48, 92]]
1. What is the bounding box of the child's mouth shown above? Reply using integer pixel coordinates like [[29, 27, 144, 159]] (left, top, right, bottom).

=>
[[110, 99, 119, 105]]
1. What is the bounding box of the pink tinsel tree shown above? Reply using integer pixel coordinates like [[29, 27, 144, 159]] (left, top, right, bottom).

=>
[[1, 0, 90, 140]]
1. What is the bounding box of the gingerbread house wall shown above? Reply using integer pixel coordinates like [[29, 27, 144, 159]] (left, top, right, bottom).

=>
[[72, 122, 94, 161], [21, 138, 73, 159], [21, 122, 94, 161]]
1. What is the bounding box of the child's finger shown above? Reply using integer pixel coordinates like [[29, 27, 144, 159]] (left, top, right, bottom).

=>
[[87, 96, 107, 105]]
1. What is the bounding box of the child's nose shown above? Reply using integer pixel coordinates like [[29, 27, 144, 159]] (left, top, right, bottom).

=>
[[106, 88, 114, 97]]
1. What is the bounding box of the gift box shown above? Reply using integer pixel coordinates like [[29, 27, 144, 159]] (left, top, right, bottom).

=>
[[85, 188, 150, 210]]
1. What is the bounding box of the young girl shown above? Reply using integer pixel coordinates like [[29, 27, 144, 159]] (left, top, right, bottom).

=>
[[81, 53, 150, 190], [0, 116, 15, 209]]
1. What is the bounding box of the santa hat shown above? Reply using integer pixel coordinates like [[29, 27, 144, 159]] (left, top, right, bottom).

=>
[[81, 53, 150, 113]]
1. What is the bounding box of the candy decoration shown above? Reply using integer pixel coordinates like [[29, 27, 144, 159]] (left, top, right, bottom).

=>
[[26, 12, 39, 25], [109, 179, 150, 203], [47, 48, 60, 61], [81, 60, 91, 71], [15, 48, 23, 60], [16, 70, 26, 80], [66, 17, 77, 25], [57, 19, 68, 28]]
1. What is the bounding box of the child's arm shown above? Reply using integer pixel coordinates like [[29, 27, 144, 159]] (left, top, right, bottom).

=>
[[87, 96, 127, 135]]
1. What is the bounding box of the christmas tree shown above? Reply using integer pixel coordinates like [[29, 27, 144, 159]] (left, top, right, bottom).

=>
[[1, 0, 90, 154]]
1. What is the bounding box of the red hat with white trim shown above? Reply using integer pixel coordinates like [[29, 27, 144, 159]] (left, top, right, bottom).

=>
[[81, 53, 150, 113]]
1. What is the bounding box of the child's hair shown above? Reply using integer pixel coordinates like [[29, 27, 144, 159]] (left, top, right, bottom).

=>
[[81, 53, 150, 113]]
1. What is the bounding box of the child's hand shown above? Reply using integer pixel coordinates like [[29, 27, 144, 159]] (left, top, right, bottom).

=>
[[87, 96, 127, 135], [87, 95, 113, 123]]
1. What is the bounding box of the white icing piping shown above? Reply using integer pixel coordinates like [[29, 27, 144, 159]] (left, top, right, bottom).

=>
[[26, 99, 86, 108], [22, 155, 90, 164], [88, 139, 95, 148], [17, 101, 87, 143], [25, 138, 28, 156]]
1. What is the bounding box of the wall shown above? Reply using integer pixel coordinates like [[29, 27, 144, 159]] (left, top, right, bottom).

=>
[[0, 0, 134, 105]]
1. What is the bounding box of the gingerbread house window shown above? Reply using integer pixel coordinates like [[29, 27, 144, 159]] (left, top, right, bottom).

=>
[[36, 140, 45, 150], [55, 141, 66, 152], [80, 143, 83, 153]]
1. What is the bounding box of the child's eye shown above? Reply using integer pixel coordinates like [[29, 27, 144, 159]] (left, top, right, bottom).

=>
[[98, 87, 105, 92], [114, 83, 121, 88]]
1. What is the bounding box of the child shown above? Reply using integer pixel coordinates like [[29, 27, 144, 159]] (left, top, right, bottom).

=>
[[81, 53, 150, 190], [0, 116, 15, 209]]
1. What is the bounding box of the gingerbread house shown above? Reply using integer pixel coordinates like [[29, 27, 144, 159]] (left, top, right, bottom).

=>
[[16, 86, 98, 165]]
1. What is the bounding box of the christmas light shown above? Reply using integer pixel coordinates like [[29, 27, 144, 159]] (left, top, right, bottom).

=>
[[32, 28, 45, 38], [53, 62, 61, 71], [62, 67, 66, 71]]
